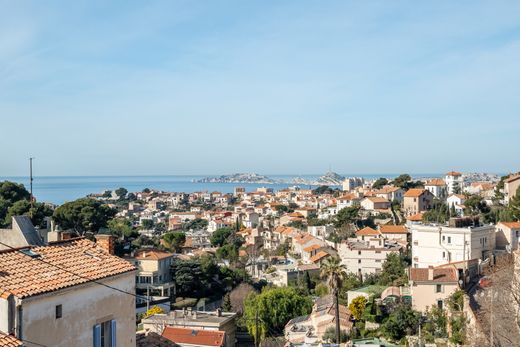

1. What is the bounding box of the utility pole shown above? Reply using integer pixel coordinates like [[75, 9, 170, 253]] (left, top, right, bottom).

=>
[[29, 157, 34, 216]]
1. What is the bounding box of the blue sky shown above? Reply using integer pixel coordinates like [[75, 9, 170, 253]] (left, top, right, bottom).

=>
[[1, 1, 519, 176]]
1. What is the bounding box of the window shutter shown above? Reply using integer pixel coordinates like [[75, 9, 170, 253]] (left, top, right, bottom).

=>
[[93, 324, 101, 347], [111, 320, 117, 347]]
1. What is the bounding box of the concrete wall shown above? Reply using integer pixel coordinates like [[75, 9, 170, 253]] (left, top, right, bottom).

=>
[[20, 272, 135, 347]]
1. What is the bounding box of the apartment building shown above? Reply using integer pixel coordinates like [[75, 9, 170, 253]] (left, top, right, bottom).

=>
[[410, 222, 495, 268], [504, 174, 520, 204], [424, 179, 447, 199], [446, 171, 464, 195], [338, 229, 403, 279]]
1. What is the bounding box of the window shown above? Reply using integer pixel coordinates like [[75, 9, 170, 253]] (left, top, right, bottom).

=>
[[358, 259, 361, 264], [436, 284, 442, 293], [358, 251, 361, 255], [442, 236, 445, 242], [375, 259, 381, 263], [437, 300, 443, 310], [447, 236, 451, 244], [442, 251, 445, 259], [93, 320, 116, 347], [55, 304, 62, 319]]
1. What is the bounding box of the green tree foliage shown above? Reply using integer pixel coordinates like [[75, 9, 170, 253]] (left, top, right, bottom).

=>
[[53, 198, 116, 235], [141, 219, 154, 230], [171, 256, 245, 298], [506, 186, 520, 221], [381, 304, 420, 342], [422, 306, 447, 342], [275, 205, 289, 213], [322, 326, 349, 343], [372, 178, 388, 190], [349, 296, 367, 321], [210, 227, 234, 247], [243, 287, 312, 340], [183, 218, 208, 231], [334, 206, 360, 228], [107, 218, 135, 238], [464, 195, 490, 216], [274, 240, 290, 256], [378, 253, 408, 286], [314, 283, 329, 297], [313, 186, 338, 195], [0, 181, 30, 203], [162, 232, 186, 253], [449, 315, 465, 344], [3, 200, 53, 228], [321, 257, 347, 344], [115, 187, 128, 199], [422, 199, 450, 223], [391, 174, 423, 190]]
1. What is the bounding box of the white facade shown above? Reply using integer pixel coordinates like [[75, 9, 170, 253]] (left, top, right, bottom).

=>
[[445, 173, 464, 195], [410, 223, 495, 268], [342, 177, 364, 192]]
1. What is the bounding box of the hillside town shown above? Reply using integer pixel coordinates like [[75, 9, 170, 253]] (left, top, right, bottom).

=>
[[0, 171, 519, 346]]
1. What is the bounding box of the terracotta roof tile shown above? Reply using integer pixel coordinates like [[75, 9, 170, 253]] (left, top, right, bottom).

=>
[[0, 238, 135, 299], [134, 249, 174, 260], [404, 189, 427, 198], [505, 174, 520, 183], [425, 179, 445, 186], [162, 327, 225, 347], [309, 251, 329, 263], [379, 225, 407, 234], [0, 334, 22, 347], [446, 171, 462, 177], [409, 268, 458, 283], [407, 212, 424, 221], [355, 227, 380, 236], [499, 222, 520, 229]]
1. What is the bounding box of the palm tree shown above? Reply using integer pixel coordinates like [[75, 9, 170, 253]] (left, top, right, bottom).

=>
[[320, 256, 347, 344]]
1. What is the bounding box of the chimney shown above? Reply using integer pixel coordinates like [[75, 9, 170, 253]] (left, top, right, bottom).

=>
[[428, 266, 434, 281], [216, 308, 222, 317], [95, 234, 115, 255]]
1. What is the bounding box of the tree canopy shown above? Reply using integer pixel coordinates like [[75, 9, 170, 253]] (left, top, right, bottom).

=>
[[243, 286, 312, 340], [372, 178, 388, 190], [210, 227, 234, 247], [52, 198, 116, 235], [162, 232, 186, 253], [0, 181, 52, 228]]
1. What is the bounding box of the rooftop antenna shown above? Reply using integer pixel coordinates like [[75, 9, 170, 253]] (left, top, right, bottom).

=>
[[29, 157, 34, 213]]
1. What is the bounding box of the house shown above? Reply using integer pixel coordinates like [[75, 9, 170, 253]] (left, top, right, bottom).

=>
[[447, 194, 466, 216], [445, 171, 464, 195], [162, 327, 225, 347], [307, 225, 334, 240], [342, 177, 364, 192], [410, 222, 496, 268], [496, 222, 520, 251], [0, 236, 136, 347], [338, 236, 403, 279], [424, 179, 447, 199], [125, 249, 176, 308], [408, 267, 459, 311], [284, 295, 353, 344], [337, 194, 362, 210], [208, 220, 232, 233], [360, 197, 390, 211], [375, 186, 404, 203], [403, 189, 434, 216], [378, 225, 408, 243], [355, 226, 381, 241], [504, 174, 520, 204], [142, 310, 237, 347]]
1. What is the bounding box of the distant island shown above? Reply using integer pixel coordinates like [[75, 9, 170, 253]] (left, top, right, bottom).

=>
[[195, 172, 346, 186]]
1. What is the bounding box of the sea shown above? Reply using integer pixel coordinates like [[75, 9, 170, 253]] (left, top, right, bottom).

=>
[[0, 174, 441, 205]]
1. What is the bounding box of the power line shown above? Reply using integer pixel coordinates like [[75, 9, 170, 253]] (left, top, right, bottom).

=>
[[0, 240, 148, 302]]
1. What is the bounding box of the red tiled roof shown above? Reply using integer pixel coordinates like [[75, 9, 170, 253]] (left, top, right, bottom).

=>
[[499, 222, 520, 229], [446, 171, 462, 177], [162, 327, 225, 347], [0, 334, 22, 347], [0, 238, 136, 299], [409, 268, 458, 283], [134, 249, 174, 260], [404, 189, 426, 198], [310, 251, 330, 263], [407, 212, 424, 221], [356, 227, 380, 236], [304, 244, 322, 252], [379, 225, 407, 234], [425, 179, 445, 186]]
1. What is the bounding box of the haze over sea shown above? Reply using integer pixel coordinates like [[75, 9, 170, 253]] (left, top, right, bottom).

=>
[[0, 174, 443, 205]]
